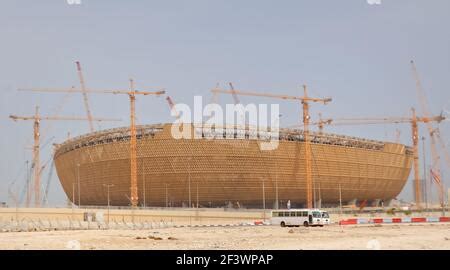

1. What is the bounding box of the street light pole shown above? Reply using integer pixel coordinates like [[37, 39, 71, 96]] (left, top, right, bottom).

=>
[[165, 183, 169, 207], [77, 163, 81, 207], [103, 184, 114, 227], [188, 157, 191, 208], [72, 183, 75, 207], [72, 183, 75, 224], [275, 161, 279, 210], [25, 160, 30, 208], [262, 178, 266, 210], [318, 183, 322, 209], [421, 136, 428, 210], [142, 159, 146, 208], [196, 182, 199, 208], [339, 184, 343, 216], [313, 181, 316, 209]]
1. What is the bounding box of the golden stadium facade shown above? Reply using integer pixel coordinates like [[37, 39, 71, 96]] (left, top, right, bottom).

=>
[[54, 123, 413, 208]]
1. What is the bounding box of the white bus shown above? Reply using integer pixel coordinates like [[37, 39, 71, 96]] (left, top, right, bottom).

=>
[[319, 210, 331, 225], [270, 209, 327, 227]]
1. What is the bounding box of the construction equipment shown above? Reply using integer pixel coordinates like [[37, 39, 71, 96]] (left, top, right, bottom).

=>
[[9, 106, 120, 207], [42, 160, 55, 206], [19, 161, 32, 207], [317, 113, 333, 134], [395, 129, 401, 143], [19, 81, 165, 207], [229, 82, 240, 105], [211, 85, 332, 208], [289, 114, 332, 133], [228, 82, 246, 125], [8, 161, 28, 208], [75, 61, 95, 132], [302, 108, 445, 207], [166, 96, 180, 119], [210, 83, 221, 104], [411, 60, 450, 208]]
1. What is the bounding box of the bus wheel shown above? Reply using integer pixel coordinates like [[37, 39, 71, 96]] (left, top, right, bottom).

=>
[[280, 222, 286, 227], [303, 221, 309, 227]]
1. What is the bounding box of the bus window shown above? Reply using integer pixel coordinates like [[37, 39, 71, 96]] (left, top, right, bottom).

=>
[[296, 212, 302, 217], [322, 212, 329, 218], [285, 212, 290, 217], [290, 212, 296, 217], [278, 212, 284, 217], [272, 212, 279, 217], [313, 211, 321, 218], [302, 211, 308, 217]]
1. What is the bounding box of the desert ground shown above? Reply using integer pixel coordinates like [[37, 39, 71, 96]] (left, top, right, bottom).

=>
[[0, 223, 449, 250]]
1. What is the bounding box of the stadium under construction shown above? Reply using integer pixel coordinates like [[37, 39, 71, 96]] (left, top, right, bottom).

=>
[[53, 123, 413, 208]]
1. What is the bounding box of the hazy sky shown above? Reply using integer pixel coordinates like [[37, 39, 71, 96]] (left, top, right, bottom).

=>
[[1, 0, 449, 206]]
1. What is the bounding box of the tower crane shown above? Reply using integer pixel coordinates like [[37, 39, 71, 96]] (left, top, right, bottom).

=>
[[9, 106, 120, 207], [18, 81, 165, 207], [42, 160, 55, 206], [211, 85, 332, 208], [209, 83, 221, 104], [228, 82, 246, 126], [75, 61, 95, 132], [395, 129, 401, 143], [300, 108, 445, 207], [229, 82, 240, 105], [317, 113, 333, 134], [166, 96, 180, 119], [411, 60, 450, 208]]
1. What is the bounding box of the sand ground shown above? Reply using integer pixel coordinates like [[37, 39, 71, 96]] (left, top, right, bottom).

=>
[[0, 223, 449, 250]]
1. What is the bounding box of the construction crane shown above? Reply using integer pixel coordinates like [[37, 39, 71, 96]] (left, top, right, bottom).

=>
[[42, 160, 55, 206], [411, 60, 450, 208], [9, 106, 120, 207], [395, 129, 401, 143], [19, 81, 165, 207], [303, 108, 445, 207], [229, 82, 240, 105], [18, 161, 32, 207], [166, 96, 180, 119], [210, 83, 221, 104], [211, 85, 332, 208], [228, 82, 246, 125], [75, 61, 95, 132], [288, 114, 332, 133], [317, 113, 332, 134], [8, 161, 28, 208]]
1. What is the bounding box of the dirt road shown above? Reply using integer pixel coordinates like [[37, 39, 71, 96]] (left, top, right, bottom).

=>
[[1, 223, 449, 250]]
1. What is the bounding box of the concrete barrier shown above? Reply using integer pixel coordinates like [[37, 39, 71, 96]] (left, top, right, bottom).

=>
[[339, 216, 450, 225], [439, 217, 450, 222], [426, 217, 439, 223]]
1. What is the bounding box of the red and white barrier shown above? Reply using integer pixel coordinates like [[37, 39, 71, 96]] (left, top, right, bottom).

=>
[[339, 216, 450, 225]]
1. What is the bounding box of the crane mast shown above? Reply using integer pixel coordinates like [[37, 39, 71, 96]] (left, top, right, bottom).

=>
[[229, 82, 240, 104], [411, 108, 421, 205], [166, 96, 179, 119], [75, 61, 95, 132], [411, 60, 447, 207], [10, 107, 120, 207], [211, 84, 331, 208], [305, 109, 445, 207], [18, 84, 165, 208], [302, 85, 313, 208], [128, 79, 138, 207], [33, 106, 41, 207]]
